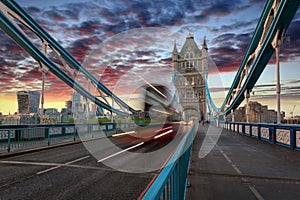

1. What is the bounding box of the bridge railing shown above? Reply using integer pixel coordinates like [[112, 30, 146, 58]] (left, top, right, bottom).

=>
[[0, 123, 135, 154], [139, 122, 197, 200], [225, 122, 300, 151]]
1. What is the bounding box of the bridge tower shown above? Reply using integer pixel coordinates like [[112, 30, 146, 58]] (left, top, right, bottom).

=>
[[172, 33, 208, 121]]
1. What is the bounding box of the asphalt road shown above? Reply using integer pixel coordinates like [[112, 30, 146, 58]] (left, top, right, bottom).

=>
[[187, 125, 300, 200], [0, 122, 190, 200]]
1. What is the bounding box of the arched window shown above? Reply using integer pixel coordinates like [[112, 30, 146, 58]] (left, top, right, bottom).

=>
[[190, 53, 193, 58], [179, 78, 183, 85], [186, 90, 194, 98]]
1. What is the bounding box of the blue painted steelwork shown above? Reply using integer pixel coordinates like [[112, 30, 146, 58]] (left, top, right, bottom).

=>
[[0, 122, 135, 153], [220, 0, 300, 115], [0, 0, 136, 116], [204, 67, 219, 122], [225, 122, 300, 151], [204, 0, 300, 121], [141, 122, 197, 200]]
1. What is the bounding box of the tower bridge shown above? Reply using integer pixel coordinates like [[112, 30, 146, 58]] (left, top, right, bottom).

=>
[[1, 0, 300, 199], [172, 34, 208, 122]]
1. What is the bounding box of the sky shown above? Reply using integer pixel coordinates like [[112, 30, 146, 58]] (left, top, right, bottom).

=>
[[0, 0, 300, 116]]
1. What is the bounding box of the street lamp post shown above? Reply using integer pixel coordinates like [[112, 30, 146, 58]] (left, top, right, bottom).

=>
[[275, 46, 281, 124], [40, 42, 48, 124], [272, 29, 284, 124]]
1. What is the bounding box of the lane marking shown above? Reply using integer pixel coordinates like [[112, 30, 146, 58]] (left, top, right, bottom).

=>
[[210, 136, 264, 200], [36, 155, 90, 175], [37, 165, 60, 174], [217, 145, 264, 200], [97, 142, 144, 163], [154, 126, 173, 133], [0, 160, 115, 171], [0, 160, 60, 166], [154, 130, 173, 139], [112, 131, 136, 137], [218, 148, 232, 164], [249, 185, 264, 200], [232, 164, 243, 175]]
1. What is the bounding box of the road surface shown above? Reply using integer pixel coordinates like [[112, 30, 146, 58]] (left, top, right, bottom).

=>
[[0, 122, 191, 200]]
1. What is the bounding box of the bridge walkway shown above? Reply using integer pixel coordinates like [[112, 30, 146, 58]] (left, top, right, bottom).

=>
[[186, 125, 300, 200]]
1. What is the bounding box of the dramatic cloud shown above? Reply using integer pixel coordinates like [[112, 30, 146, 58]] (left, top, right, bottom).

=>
[[1, 0, 300, 114]]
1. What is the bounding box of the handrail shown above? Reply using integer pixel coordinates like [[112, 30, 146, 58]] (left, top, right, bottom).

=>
[[0, 122, 135, 153], [224, 121, 300, 150], [139, 121, 197, 200]]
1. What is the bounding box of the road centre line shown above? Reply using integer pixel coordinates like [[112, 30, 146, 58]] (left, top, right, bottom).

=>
[[154, 126, 173, 133], [97, 142, 144, 163], [36, 155, 90, 175], [216, 144, 264, 200], [112, 131, 136, 137], [154, 130, 173, 139], [208, 136, 264, 200], [0, 159, 121, 172]]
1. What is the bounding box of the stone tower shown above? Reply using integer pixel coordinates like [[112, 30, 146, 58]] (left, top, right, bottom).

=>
[[172, 33, 208, 121]]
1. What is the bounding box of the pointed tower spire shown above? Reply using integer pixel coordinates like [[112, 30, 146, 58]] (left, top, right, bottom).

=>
[[172, 40, 178, 54], [202, 36, 208, 51]]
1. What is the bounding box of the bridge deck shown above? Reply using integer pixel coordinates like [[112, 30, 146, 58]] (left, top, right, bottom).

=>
[[187, 125, 300, 200]]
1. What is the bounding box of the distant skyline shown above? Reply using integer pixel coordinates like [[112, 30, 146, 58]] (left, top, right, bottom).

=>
[[0, 0, 300, 116]]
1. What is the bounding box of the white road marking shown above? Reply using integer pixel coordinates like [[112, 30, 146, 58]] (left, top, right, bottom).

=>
[[36, 155, 90, 175], [209, 136, 264, 200], [97, 142, 144, 163], [154, 130, 173, 139], [112, 131, 136, 137], [154, 126, 173, 133], [0, 160, 60, 166], [0, 159, 112, 171], [249, 185, 265, 200]]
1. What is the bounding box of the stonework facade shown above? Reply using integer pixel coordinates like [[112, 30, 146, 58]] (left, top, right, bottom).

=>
[[172, 34, 208, 120], [227, 101, 280, 123]]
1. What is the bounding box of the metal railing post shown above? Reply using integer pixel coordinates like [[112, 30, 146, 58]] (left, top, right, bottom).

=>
[[47, 127, 50, 146], [73, 126, 76, 141], [7, 130, 11, 152]]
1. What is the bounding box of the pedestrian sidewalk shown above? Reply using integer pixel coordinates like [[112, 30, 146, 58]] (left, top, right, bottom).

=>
[[186, 125, 300, 200]]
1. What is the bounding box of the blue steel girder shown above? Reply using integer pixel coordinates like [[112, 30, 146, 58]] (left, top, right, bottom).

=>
[[0, 11, 131, 116], [0, 0, 136, 116], [220, 0, 274, 112], [221, 0, 300, 115]]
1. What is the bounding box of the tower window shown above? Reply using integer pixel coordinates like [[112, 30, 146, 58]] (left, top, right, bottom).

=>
[[186, 90, 194, 98]]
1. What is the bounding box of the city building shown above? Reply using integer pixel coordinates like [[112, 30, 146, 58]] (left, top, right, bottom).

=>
[[65, 100, 72, 111], [284, 115, 300, 124], [71, 92, 96, 120], [17, 91, 40, 114], [1, 113, 21, 125], [42, 108, 60, 124], [227, 101, 284, 123], [172, 33, 208, 121], [72, 92, 83, 114]]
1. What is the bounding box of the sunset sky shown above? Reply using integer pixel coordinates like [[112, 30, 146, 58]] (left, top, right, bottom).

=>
[[0, 0, 300, 116]]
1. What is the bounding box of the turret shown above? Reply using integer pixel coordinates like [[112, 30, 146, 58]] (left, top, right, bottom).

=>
[[202, 36, 208, 51], [201, 36, 208, 78], [172, 40, 178, 72]]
